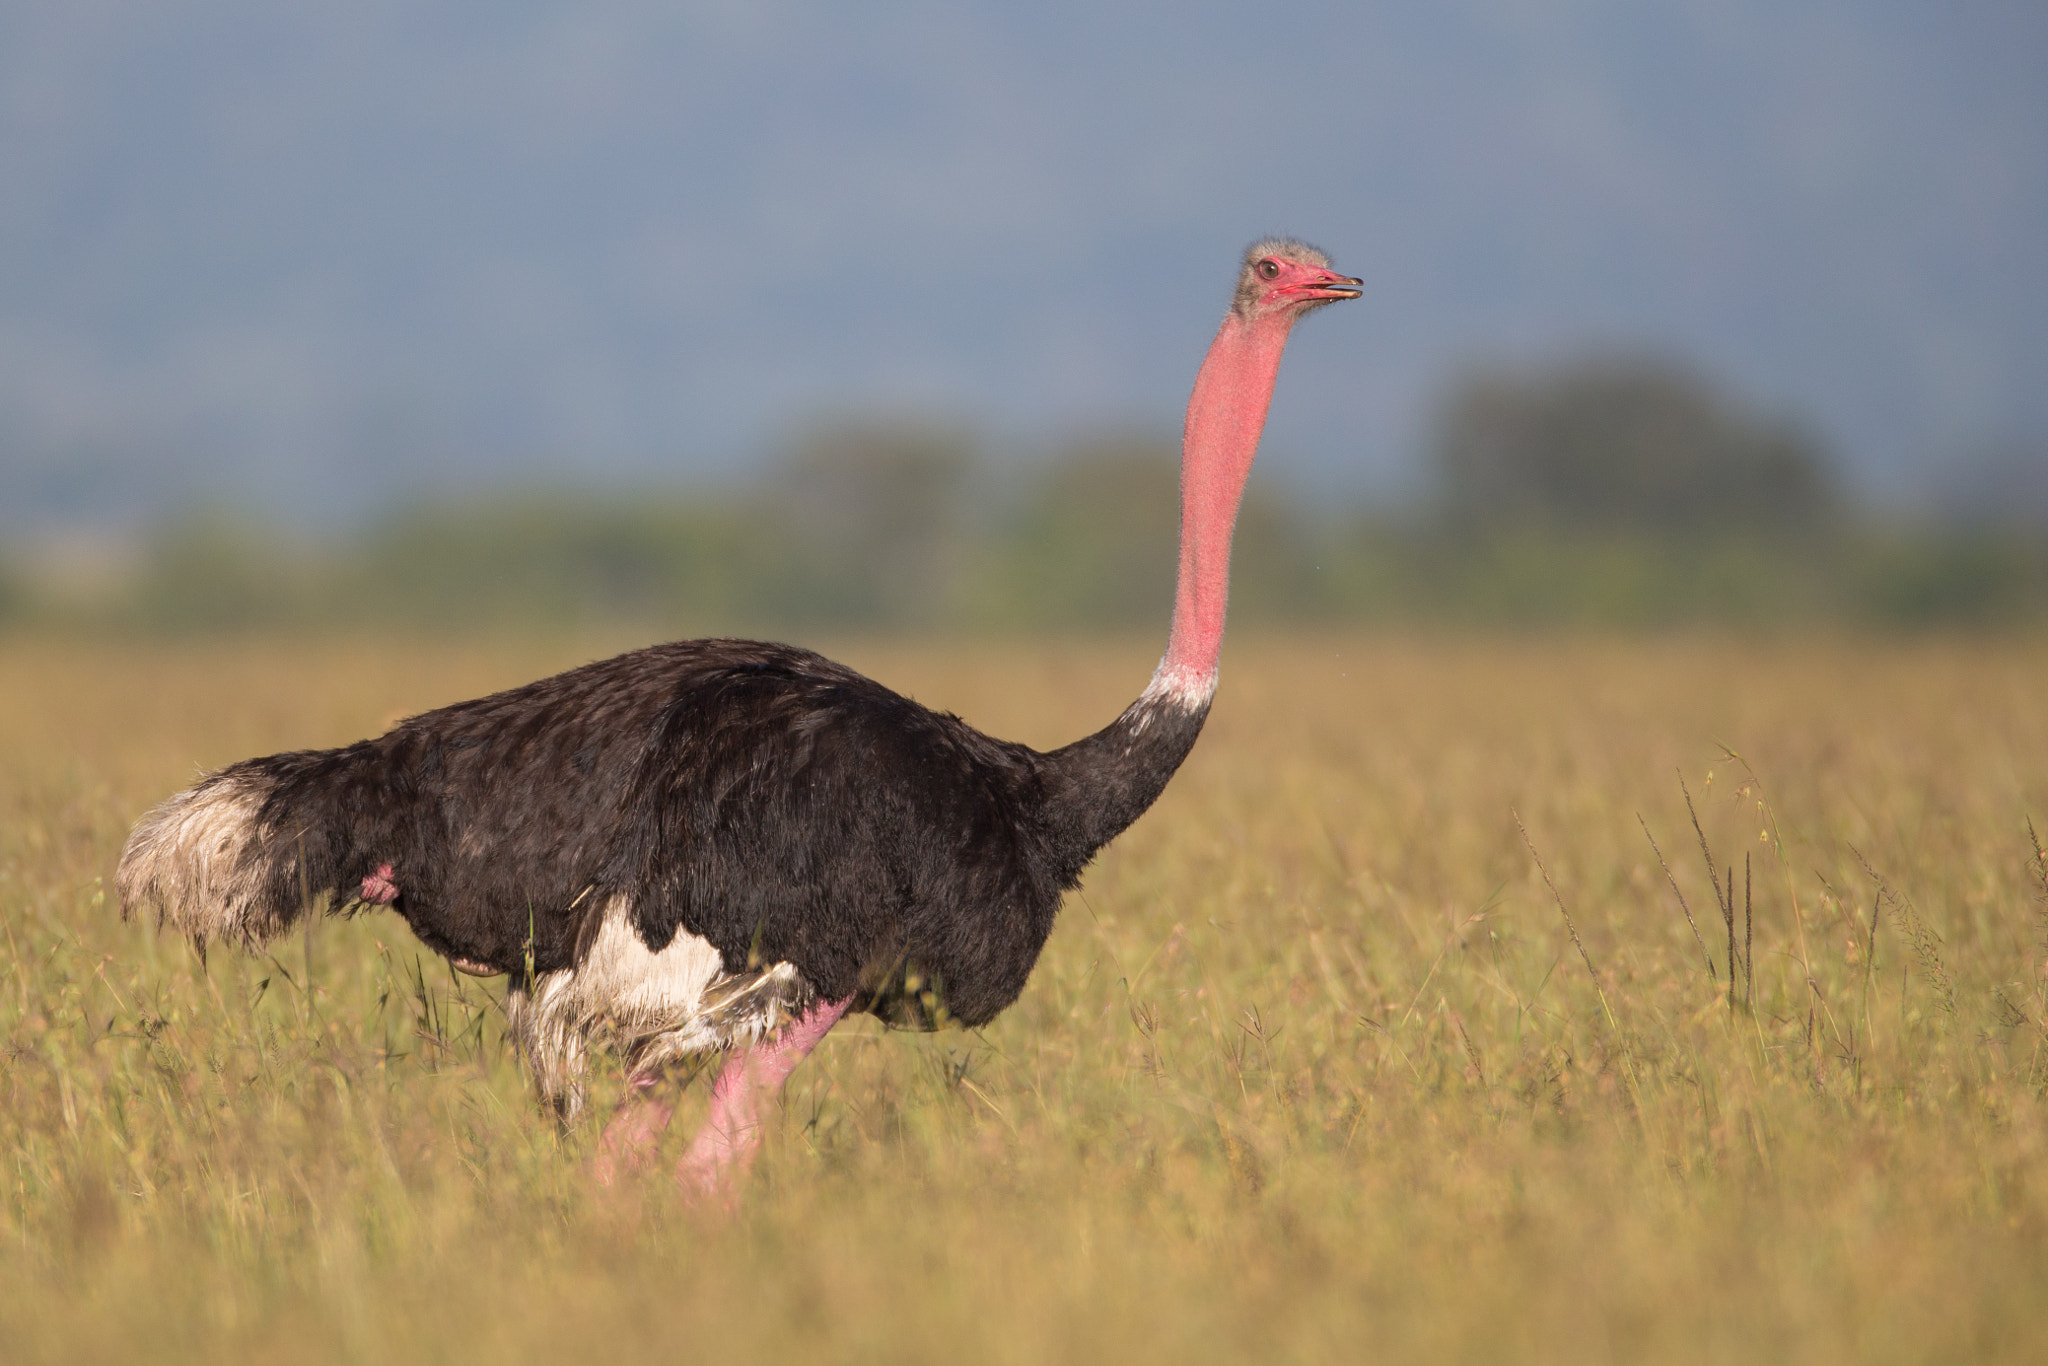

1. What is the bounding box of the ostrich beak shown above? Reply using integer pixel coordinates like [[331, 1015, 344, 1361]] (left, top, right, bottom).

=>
[[1308, 273, 1364, 301]]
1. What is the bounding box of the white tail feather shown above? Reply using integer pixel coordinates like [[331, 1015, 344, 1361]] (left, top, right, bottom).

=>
[[116, 772, 291, 947]]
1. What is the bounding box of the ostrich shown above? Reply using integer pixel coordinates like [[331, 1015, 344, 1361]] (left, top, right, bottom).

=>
[[116, 239, 1361, 1195]]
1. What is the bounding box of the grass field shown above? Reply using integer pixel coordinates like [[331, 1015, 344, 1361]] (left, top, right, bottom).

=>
[[5, 631, 2048, 1363]]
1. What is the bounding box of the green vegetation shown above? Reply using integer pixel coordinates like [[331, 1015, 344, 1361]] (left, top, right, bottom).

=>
[[5, 633, 2048, 1363], [8, 350, 2045, 633], [4, 474, 2044, 636], [1433, 355, 1836, 533]]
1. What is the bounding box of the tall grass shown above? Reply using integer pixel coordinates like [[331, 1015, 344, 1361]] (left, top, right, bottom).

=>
[[4, 631, 2047, 1363]]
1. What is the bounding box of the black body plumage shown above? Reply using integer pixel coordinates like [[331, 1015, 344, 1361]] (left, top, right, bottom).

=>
[[139, 639, 1206, 1031]]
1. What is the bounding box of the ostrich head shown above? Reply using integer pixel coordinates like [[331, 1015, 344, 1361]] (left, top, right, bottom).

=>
[[1231, 238, 1362, 320]]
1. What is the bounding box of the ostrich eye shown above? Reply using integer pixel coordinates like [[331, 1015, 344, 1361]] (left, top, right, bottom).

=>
[[1256, 259, 1281, 281]]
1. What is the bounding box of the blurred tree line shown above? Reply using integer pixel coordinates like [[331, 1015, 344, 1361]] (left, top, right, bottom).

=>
[[4, 354, 2046, 634]]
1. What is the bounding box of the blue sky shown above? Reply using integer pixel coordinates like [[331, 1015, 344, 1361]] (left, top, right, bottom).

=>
[[2, 1, 2044, 526]]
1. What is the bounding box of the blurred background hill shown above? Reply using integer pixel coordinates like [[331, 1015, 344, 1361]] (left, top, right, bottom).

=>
[[7, 356, 2047, 633], [2, 2, 2044, 631]]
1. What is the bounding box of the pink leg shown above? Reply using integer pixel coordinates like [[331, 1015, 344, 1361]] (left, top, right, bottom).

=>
[[676, 995, 854, 1203], [591, 1072, 677, 1188]]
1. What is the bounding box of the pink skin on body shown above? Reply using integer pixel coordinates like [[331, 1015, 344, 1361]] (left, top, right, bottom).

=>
[[361, 863, 400, 904]]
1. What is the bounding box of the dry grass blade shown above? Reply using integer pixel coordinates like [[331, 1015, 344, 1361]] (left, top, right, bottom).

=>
[[1682, 771, 1722, 919], [1744, 850, 1755, 1008], [1515, 809, 1619, 1035], [1639, 813, 1716, 982], [2029, 818, 2048, 962], [1854, 848, 1954, 1017], [1725, 866, 1739, 1012]]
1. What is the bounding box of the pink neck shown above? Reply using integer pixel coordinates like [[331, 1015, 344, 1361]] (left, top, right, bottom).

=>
[[1151, 310, 1295, 705]]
